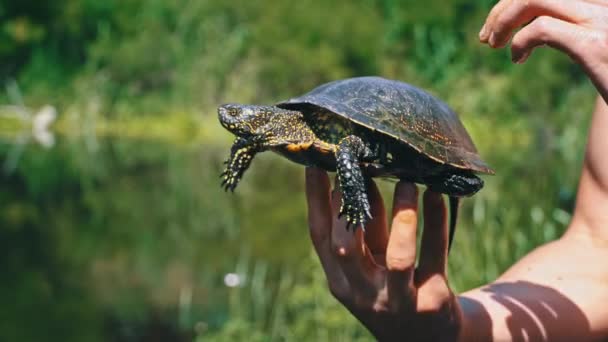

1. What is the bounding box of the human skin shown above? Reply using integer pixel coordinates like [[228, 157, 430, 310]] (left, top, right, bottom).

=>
[[305, 0, 608, 340], [458, 99, 608, 341], [306, 169, 461, 341], [479, 0, 608, 102]]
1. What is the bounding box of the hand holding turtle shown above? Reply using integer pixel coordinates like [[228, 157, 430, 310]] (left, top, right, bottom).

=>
[[305, 167, 461, 341], [479, 0, 608, 101]]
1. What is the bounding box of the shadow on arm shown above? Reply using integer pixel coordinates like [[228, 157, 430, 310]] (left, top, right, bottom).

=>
[[468, 280, 598, 341]]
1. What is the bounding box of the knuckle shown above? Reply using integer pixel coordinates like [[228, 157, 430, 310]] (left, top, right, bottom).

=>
[[417, 295, 447, 313], [493, 14, 509, 31], [531, 16, 552, 39], [386, 253, 415, 271]]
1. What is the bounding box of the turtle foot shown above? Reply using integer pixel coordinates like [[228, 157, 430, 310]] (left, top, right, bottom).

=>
[[220, 138, 258, 192], [338, 186, 372, 231], [427, 172, 483, 197], [336, 135, 373, 231], [220, 166, 241, 192]]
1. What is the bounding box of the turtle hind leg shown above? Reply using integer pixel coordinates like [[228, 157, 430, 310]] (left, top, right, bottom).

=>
[[426, 172, 484, 197], [335, 135, 373, 230], [425, 171, 483, 252]]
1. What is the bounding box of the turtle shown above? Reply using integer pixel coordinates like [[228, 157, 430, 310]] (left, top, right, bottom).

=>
[[218, 76, 494, 249]]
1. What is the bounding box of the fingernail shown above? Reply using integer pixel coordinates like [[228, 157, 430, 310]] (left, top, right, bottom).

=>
[[479, 24, 488, 41], [517, 51, 530, 64], [488, 32, 497, 47], [512, 51, 530, 64]]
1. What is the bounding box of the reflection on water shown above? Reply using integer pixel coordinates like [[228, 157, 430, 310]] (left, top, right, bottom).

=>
[[0, 122, 311, 340], [0, 93, 580, 340]]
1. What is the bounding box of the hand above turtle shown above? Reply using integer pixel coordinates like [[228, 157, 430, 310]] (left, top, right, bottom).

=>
[[479, 0, 608, 102], [305, 167, 461, 341]]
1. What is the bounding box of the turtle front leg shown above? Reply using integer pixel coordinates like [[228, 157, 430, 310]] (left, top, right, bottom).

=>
[[335, 135, 374, 230], [221, 138, 260, 192]]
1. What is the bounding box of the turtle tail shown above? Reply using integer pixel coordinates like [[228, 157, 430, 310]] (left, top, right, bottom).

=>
[[448, 196, 460, 253]]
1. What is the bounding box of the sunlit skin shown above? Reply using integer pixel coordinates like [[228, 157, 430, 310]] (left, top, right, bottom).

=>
[[306, 0, 608, 340]]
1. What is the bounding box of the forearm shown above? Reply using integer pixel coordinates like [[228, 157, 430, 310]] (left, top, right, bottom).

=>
[[571, 97, 608, 242], [457, 236, 608, 341], [457, 97, 608, 341]]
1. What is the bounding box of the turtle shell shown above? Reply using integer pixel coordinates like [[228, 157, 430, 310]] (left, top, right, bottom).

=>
[[277, 76, 494, 174]]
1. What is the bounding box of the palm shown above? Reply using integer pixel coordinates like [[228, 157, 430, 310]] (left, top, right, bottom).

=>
[[305, 168, 461, 341]]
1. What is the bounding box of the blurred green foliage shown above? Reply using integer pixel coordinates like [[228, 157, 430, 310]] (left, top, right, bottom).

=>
[[0, 0, 596, 340]]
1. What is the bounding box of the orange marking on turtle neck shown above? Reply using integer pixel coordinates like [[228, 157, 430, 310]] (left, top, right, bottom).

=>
[[286, 142, 313, 152]]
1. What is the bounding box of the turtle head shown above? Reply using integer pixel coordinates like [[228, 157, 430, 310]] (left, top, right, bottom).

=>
[[218, 104, 295, 138]]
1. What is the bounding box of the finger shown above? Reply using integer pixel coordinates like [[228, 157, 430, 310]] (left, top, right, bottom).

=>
[[306, 167, 332, 253], [362, 179, 388, 257], [488, 0, 593, 48], [480, 0, 511, 42], [510, 16, 596, 64], [498, 0, 596, 46], [417, 190, 448, 280], [331, 184, 379, 291], [586, 0, 608, 6], [331, 181, 362, 259], [305, 168, 348, 287], [386, 182, 418, 309]]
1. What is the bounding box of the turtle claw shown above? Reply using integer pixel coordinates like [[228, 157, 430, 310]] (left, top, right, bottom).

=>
[[339, 193, 372, 231], [220, 168, 241, 192], [220, 166, 237, 191], [220, 138, 259, 192]]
